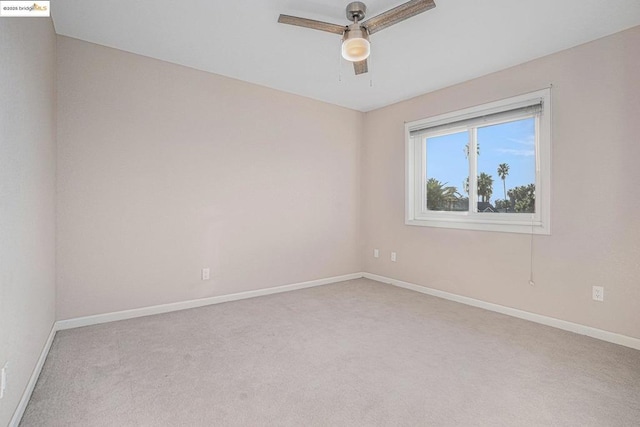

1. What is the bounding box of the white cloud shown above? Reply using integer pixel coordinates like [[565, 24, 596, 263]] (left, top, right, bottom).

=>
[[495, 148, 535, 156], [507, 135, 535, 146]]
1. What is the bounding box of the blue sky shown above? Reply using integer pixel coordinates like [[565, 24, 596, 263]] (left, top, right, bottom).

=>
[[426, 118, 536, 203]]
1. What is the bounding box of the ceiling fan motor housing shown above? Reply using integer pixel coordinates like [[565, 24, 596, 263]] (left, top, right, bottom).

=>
[[343, 23, 369, 43], [346, 1, 367, 22]]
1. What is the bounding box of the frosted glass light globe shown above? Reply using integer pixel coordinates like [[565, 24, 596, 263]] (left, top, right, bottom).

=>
[[341, 37, 370, 62]]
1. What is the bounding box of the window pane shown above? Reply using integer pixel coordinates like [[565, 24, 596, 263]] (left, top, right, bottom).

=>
[[425, 131, 469, 211], [476, 118, 536, 213]]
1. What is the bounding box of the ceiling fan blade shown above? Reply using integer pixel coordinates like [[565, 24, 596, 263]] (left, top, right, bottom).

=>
[[353, 59, 368, 75], [278, 15, 346, 35], [362, 0, 436, 35]]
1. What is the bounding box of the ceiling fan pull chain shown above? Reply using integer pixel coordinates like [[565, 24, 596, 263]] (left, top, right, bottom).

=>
[[369, 51, 373, 87], [338, 39, 343, 82]]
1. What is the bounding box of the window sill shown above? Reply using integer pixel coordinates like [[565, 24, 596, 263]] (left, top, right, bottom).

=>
[[405, 218, 550, 235]]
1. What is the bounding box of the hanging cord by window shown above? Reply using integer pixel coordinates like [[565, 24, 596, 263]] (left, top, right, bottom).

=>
[[529, 214, 535, 286]]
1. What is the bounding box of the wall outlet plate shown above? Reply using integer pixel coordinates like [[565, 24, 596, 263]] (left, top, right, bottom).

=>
[[202, 268, 210, 281], [592, 286, 604, 302]]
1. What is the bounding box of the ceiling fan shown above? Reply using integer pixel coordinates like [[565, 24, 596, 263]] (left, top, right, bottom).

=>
[[278, 0, 436, 75]]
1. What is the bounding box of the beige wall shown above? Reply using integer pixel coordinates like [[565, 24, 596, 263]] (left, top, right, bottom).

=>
[[0, 18, 57, 426], [56, 36, 363, 320], [362, 26, 640, 339], [53, 27, 640, 340]]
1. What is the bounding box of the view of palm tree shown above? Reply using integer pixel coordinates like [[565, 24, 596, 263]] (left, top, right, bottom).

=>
[[426, 178, 466, 211], [477, 172, 494, 203], [425, 118, 536, 213], [497, 163, 510, 210], [508, 184, 535, 213], [464, 142, 480, 159]]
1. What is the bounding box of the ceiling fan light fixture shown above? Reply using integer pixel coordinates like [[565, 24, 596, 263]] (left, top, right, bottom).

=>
[[341, 26, 370, 62], [279, 1, 437, 74]]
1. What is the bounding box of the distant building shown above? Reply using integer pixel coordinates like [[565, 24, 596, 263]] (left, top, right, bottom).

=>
[[477, 202, 497, 213]]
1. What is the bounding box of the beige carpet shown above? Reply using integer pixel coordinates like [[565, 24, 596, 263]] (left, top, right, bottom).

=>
[[20, 279, 640, 426]]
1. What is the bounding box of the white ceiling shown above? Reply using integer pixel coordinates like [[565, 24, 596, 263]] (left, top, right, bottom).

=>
[[51, 0, 640, 112]]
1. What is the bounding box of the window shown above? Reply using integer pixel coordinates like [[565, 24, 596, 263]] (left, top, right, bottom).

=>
[[405, 89, 551, 234]]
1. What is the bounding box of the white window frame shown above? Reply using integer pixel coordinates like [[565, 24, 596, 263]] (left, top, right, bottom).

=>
[[405, 88, 551, 235]]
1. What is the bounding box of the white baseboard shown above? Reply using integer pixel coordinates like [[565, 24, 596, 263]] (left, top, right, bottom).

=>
[[363, 272, 640, 351], [9, 324, 57, 427], [56, 271, 640, 351], [56, 272, 364, 330]]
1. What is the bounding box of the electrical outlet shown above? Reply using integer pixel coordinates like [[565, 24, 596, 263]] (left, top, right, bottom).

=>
[[201, 268, 210, 281], [1, 363, 7, 399], [592, 286, 604, 302], [391, 252, 397, 262], [373, 249, 379, 258]]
